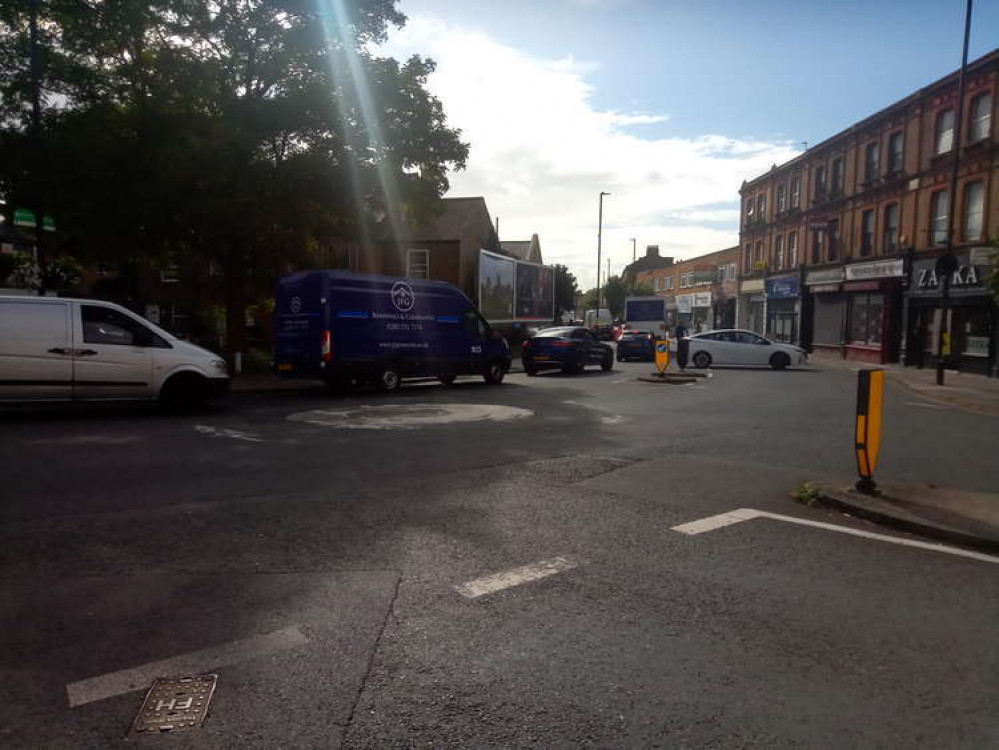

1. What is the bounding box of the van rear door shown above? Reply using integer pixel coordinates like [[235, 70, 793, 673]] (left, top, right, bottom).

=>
[[0, 299, 74, 401], [274, 273, 325, 375]]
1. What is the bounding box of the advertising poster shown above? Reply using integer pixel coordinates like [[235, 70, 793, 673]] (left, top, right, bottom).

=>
[[515, 261, 554, 321], [478, 250, 516, 322]]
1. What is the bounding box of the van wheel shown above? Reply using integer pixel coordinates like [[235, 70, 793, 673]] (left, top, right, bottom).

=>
[[438, 374, 457, 386], [483, 361, 506, 385], [378, 365, 401, 392], [160, 373, 209, 411]]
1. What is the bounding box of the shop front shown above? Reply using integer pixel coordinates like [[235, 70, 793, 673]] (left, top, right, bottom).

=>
[[738, 278, 766, 335], [713, 278, 737, 330], [906, 251, 995, 375], [765, 274, 799, 343], [805, 260, 904, 364], [677, 291, 713, 332]]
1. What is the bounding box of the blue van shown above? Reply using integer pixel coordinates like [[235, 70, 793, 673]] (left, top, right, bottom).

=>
[[273, 270, 511, 391]]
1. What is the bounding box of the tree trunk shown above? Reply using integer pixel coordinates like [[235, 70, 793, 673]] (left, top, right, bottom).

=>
[[224, 246, 247, 363]]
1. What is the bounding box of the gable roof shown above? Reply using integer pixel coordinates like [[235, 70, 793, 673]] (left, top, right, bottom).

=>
[[403, 197, 494, 241], [500, 234, 542, 264]]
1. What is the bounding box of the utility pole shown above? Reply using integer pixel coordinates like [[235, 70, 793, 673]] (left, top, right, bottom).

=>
[[495, 216, 499, 239], [597, 191, 610, 312], [937, 0, 973, 386], [630, 237, 637, 263], [607, 257, 611, 282]]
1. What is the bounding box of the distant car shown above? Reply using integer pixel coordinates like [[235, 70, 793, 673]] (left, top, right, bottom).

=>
[[616, 329, 655, 361], [522, 326, 614, 375], [684, 329, 807, 370]]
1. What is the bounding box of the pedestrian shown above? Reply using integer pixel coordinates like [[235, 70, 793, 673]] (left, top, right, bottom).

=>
[[675, 321, 688, 340]]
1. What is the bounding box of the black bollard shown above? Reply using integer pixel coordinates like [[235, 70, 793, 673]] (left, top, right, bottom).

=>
[[677, 337, 689, 371]]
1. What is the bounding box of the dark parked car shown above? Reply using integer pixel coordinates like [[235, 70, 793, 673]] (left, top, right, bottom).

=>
[[616, 329, 655, 361], [522, 326, 614, 376]]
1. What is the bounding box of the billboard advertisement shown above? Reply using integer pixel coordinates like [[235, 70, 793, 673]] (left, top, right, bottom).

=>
[[478, 250, 516, 322], [515, 261, 554, 321], [478, 250, 554, 323]]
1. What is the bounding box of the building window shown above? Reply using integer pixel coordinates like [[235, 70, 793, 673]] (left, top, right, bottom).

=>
[[666, 276, 673, 290], [754, 241, 763, 269], [964, 181, 984, 241], [860, 211, 875, 256], [788, 232, 798, 267], [790, 176, 801, 208], [850, 293, 884, 346], [883, 203, 899, 253], [936, 109, 955, 154], [831, 157, 844, 193], [406, 248, 430, 279], [776, 184, 787, 212], [828, 219, 840, 261], [744, 244, 752, 273], [745, 198, 754, 221], [863, 142, 879, 182], [930, 190, 949, 246], [774, 235, 784, 270], [969, 92, 992, 142], [160, 259, 179, 283], [814, 165, 827, 196], [756, 194, 766, 220], [811, 230, 821, 264], [887, 132, 904, 175]]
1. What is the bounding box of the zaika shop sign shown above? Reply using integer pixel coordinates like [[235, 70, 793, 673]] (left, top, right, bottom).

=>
[[909, 254, 989, 298]]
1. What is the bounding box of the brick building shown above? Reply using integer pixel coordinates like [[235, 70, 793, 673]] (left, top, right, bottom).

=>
[[636, 246, 740, 332], [739, 48, 997, 372]]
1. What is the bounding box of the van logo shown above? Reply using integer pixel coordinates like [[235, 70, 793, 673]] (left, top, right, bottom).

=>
[[391, 281, 415, 312], [290, 296, 302, 314]]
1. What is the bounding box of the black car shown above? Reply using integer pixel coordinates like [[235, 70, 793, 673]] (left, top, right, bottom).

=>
[[616, 329, 656, 361], [522, 326, 614, 376]]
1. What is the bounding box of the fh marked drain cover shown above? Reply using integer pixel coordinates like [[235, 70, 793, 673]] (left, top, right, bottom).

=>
[[132, 674, 217, 733]]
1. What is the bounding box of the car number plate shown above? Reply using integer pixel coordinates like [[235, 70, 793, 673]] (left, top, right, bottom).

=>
[[534, 355, 550, 361]]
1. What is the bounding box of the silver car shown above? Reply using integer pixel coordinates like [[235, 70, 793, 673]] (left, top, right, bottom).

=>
[[684, 329, 807, 370]]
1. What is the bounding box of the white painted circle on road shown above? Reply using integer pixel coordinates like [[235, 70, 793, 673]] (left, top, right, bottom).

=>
[[287, 403, 533, 430]]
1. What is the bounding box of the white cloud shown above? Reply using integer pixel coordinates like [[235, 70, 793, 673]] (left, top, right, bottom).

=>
[[378, 16, 799, 289]]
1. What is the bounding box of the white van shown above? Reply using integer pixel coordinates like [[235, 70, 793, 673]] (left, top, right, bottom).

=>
[[0, 296, 230, 407]]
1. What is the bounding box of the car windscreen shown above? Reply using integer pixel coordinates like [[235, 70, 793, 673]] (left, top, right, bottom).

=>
[[534, 328, 575, 338]]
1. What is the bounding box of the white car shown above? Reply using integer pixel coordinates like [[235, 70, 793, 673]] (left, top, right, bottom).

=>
[[683, 329, 807, 370], [0, 295, 230, 407]]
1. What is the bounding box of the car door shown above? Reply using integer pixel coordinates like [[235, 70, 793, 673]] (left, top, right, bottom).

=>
[[461, 309, 487, 373], [71, 303, 155, 400], [732, 331, 770, 365], [0, 299, 74, 401], [578, 329, 603, 364], [691, 332, 725, 364]]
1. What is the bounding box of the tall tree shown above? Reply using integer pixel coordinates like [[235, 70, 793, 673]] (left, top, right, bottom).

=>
[[0, 1, 469, 355], [551, 263, 578, 316], [603, 275, 628, 318]]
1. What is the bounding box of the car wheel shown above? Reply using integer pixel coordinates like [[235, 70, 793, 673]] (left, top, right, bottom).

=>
[[437, 373, 457, 385], [378, 365, 401, 392], [601, 354, 614, 372], [616, 354, 624, 362], [525, 364, 538, 376], [483, 361, 506, 385], [692, 351, 712, 369], [770, 352, 791, 371], [160, 372, 210, 411]]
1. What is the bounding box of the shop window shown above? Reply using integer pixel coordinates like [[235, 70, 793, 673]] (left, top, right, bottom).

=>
[[930, 190, 949, 246], [860, 211, 875, 256], [963, 181, 984, 241], [969, 93, 992, 142], [883, 204, 899, 253], [849, 293, 883, 346], [935, 109, 954, 154]]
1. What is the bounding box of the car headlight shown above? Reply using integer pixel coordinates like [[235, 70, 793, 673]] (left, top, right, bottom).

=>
[[212, 359, 229, 375]]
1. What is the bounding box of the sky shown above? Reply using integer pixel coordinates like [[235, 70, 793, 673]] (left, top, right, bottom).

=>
[[378, 0, 999, 290]]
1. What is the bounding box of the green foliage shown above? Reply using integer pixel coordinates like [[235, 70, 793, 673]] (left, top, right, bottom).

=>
[[551, 263, 578, 315], [603, 275, 628, 318], [630, 282, 654, 297], [0, 1, 468, 353], [581, 287, 599, 312], [791, 481, 822, 506], [41, 254, 82, 291]]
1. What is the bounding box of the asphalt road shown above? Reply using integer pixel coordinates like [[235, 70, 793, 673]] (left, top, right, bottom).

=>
[[2, 356, 997, 748]]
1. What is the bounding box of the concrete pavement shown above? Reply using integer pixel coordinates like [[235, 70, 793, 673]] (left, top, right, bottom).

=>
[[2, 358, 997, 747]]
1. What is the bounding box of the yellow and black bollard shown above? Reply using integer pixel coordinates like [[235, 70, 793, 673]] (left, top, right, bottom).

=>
[[654, 339, 670, 376], [855, 368, 885, 495]]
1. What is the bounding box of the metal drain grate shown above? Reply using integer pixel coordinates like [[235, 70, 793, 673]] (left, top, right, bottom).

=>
[[131, 674, 217, 733]]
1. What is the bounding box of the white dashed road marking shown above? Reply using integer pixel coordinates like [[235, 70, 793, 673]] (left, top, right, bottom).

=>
[[456, 556, 578, 599], [288, 403, 532, 430], [66, 626, 308, 707], [194, 425, 263, 442], [671, 508, 999, 565]]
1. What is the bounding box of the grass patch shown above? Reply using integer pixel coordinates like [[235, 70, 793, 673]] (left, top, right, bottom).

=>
[[790, 481, 822, 506]]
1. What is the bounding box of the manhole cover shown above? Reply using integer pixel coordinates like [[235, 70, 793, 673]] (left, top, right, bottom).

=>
[[131, 674, 217, 733]]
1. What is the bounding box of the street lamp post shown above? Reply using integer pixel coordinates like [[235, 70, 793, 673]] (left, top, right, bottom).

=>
[[937, 0, 973, 386], [597, 191, 610, 312], [630, 237, 637, 263]]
